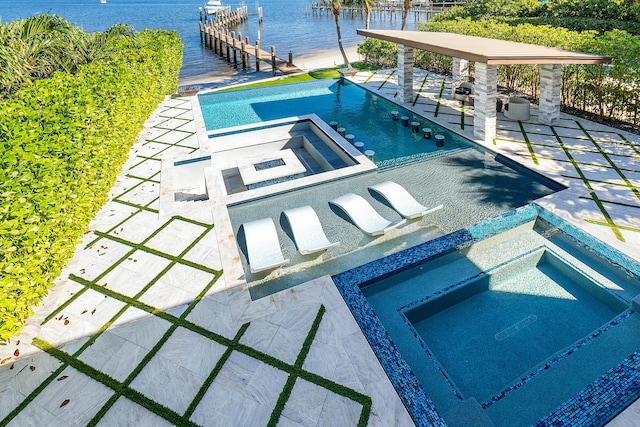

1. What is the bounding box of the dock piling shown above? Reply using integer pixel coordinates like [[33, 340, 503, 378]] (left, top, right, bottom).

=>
[[255, 39, 260, 72], [271, 46, 277, 77], [232, 31, 237, 64], [199, 5, 302, 75]]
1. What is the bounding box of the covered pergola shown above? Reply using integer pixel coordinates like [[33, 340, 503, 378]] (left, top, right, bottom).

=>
[[356, 29, 612, 143]]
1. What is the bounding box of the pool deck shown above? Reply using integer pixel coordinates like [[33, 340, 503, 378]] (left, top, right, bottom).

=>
[[1, 69, 639, 426]]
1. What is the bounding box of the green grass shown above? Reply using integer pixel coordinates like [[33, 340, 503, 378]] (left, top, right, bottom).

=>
[[219, 62, 379, 92]]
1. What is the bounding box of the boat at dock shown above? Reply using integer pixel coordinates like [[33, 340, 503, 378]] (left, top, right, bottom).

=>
[[203, 0, 227, 16]]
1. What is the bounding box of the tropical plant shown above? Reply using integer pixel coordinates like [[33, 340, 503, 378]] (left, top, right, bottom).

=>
[[401, 0, 411, 30], [361, 0, 376, 29], [325, 0, 352, 68], [0, 14, 71, 95], [0, 14, 134, 99]]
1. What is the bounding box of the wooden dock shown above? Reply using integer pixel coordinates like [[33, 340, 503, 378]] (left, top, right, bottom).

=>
[[308, 0, 465, 20], [199, 16, 302, 76]]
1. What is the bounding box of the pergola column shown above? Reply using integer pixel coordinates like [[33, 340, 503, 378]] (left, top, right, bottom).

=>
[[539, 64, 562, 125], [473, 62, 498, 144], [452, 57, 470, 82], [397, 44, 414, 104]]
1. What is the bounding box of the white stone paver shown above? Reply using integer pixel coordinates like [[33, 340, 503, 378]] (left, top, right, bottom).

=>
[[0, 68, 638, 427]]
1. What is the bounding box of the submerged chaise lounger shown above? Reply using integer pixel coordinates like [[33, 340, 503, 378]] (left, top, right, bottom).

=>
[[242, 218, 289, 273], [329, 193, 406, 236], [283, 206, 340, 255], [369, 181, 444, 219]]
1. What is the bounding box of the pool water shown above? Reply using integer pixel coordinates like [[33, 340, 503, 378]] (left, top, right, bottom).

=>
[[403, 247, 627, 404], [199, 79, 470, 166], [229, 149, 561, 298], [334, 205, 640, 427]]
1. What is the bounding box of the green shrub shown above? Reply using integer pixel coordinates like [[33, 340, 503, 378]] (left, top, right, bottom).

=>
[[433, 0, 640, 34], [0, 28, 182, 342], [357, 38, 398, 68]]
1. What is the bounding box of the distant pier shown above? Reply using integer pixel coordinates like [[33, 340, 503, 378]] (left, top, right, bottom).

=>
[[308, 0, 464, 20], [199, 7, 302, 76]]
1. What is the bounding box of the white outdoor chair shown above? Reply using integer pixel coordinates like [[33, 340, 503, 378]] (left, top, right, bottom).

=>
[[242, 218, 289, 273], [283, 206, 340, 255], [369, 181, 444, 220], [329, 193, 406, 236]]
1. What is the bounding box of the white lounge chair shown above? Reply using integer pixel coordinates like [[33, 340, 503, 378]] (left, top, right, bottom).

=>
[[242, 218, 289, 273], [329, 193, 406, 236], [283, 206, 340, 255], [369, 181, 444, 219]]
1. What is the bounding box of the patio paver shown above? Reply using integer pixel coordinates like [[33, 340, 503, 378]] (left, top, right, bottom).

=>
[[1, 69, 639, 426]]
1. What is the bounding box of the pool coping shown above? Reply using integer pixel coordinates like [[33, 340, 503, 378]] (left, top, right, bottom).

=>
[[332, 203, 640, 427]]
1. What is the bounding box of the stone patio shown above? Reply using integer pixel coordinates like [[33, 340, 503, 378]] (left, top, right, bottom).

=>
[[0, 68, 638, 426]]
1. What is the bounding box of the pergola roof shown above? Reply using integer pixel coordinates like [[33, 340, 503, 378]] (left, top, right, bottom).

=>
[[356, 29, 612, 65]]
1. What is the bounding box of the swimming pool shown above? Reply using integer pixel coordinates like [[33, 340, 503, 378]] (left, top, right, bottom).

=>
[[199, 79, 471, 167], [196, 79, 564, 295], [333, 204, 640, 427], [228, 146, 563, 298]]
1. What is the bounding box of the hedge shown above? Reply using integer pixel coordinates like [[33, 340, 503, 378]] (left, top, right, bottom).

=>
[[0, 29, 182, 342]]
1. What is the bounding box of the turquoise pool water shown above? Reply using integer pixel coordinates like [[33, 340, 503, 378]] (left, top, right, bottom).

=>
[[211, 80, 564, 297], [199, 79, 470, 166], [344, 209, 640, 427]]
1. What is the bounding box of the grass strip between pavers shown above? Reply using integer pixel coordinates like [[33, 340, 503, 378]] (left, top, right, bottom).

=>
[[434, 78, 446, 117], [517, 121, 539, 165], [377, 70, 396, 91], [91, 230, 220, 275], [125, 172, 161, 183], [146, 128, 195, 143], [68, 275, 372, 422], [268, 305, 328, 427], [579, 195, 640, 210], [34, 338, 201, 427], [618, 133, 640, 157], [364, 72, 376, 83], [135, 143, 199, 163], [585, 218, 640, 234], [113, 198, 159, 214], [551, 126, 625, 241], [412, 73, 429, 107], [521, 154, 639, 172], [182, 322, 251, 421], [571, 176, 640, 189], [576, 121, 640, 202], [45, 216, 216, 324], [0, 361, 68, 426], [128, 156, 162, 170]]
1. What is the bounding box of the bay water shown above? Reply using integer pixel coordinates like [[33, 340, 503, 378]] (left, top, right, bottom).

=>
[[1, 0, 422, 81]]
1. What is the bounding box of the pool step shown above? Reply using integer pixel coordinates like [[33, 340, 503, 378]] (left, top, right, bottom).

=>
[[376, 146, 471, 170], [290, 130, 349, 170]]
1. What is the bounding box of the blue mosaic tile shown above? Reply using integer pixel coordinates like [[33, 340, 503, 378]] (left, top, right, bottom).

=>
[[333, 203, 640, 427], [332, 273, 447, 427], [173, 155, 211, 166], [246, 173, 306, 190], [534, 349, 640, 426], [253, 158, 286, 171], [536, 206, 640, 277]]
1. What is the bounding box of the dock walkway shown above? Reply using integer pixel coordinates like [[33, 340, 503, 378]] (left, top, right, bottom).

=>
[[199, 19, 302, 75]]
